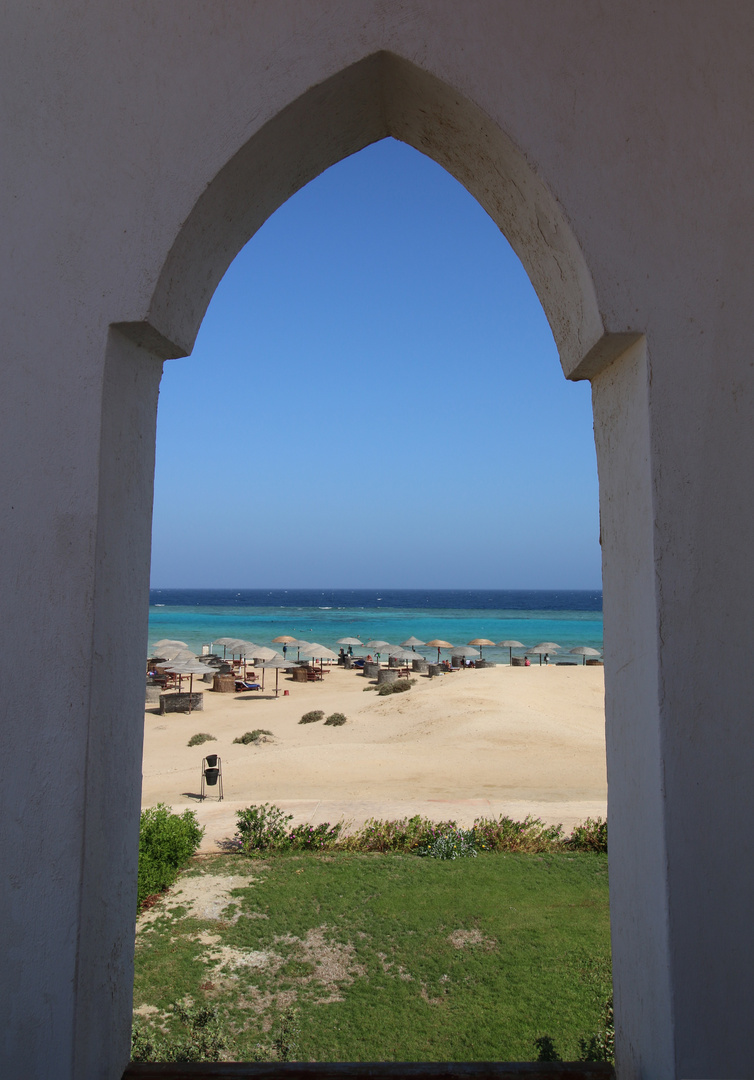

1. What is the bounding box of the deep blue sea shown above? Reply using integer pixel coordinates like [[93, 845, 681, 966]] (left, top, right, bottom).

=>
[[148, 589, 603, 662]]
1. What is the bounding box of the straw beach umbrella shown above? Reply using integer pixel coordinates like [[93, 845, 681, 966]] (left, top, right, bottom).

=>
[[152, 639, 187, 651], [468, 638, 495, 659], [257, 655, 294, 697], [401, 636, 425, 651], [212, 637, 237, 658], [498, 640, 525, 664], [570, 646, 602, 665], [425, 639, 454, 663], [337, 637, 363, 647], [298, 642, 338, 675], [162, 658, 215, 712], [246, 646, 282, 689], [528, 642, 561, 665]]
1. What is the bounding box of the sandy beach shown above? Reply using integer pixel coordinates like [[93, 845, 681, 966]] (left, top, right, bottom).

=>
[[143, 663, 606, 852]]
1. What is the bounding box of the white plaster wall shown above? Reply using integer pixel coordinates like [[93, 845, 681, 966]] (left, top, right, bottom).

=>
[[2, 3, 754, 1077]]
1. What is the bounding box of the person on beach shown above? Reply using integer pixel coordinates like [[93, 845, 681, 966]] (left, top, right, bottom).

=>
[[375, 651, 381, 663]]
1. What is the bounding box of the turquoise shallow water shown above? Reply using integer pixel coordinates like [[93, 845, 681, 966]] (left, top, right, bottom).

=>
[[148, 588, 603, 663]]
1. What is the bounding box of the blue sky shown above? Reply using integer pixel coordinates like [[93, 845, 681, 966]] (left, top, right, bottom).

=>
[[150, 139, 601, 589]]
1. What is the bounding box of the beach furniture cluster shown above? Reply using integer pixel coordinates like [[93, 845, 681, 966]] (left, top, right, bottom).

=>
[[146, 635, 603, 711]]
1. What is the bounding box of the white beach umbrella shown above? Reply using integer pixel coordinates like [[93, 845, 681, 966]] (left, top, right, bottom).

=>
[[452, 646, 480, 659], [498, 640, 525, 664], [569, 646, 602, 665], [337, 637, 363, 646], [367, 640, 391, 649]]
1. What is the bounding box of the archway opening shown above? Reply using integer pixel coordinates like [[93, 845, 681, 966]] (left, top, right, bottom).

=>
[[137, 135, 609, 1064]]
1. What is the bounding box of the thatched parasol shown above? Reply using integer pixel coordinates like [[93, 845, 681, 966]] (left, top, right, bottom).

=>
[[425, 639, 454, 663], [468, 637, 495, 659], [569, 646, 602, 665], [498, 640, 525, 664]]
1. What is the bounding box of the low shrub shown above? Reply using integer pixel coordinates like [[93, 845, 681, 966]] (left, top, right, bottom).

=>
[[187, 732, 216, 747], [471, 814, 565, 853], [235, 803, 293, 853], [299, 710, 324, 724], [235, 804, 342, 854], [338, 815, 455, 853], [131, 1002, 233, 1062], [248, 1009, 301, 1063], [233, 729, 273, 744], [377, 678, 416, 696], [324, 712, 347, 726], [288, 821, 343, 849], [137, 804, 204, 911], [232, 803, 607, 858], [567, 816, 608, 853], [418, 827, 478, 860]]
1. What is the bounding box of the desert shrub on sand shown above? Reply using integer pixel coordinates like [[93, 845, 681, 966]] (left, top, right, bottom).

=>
[[299, 710, 324, 724], [233, 729, 273, 744], [324, 712, 347, 726], [187, 732, 216, 747], [377, 678, 416, 696]]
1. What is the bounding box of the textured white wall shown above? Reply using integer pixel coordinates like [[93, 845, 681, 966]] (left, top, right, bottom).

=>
[[2, 3, 753, 1077]]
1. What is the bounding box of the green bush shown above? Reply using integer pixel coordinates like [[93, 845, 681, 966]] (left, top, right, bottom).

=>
[[338, 815, 455, 853], [235, 804, 343, 854], [187, 732, 216, 747], [233, 729, 273, 744], [418, 827, 478, 860], [132, 1002, 232, 1062], [137, 804, 204, 911], [471, 814, 565, 853], [567, 816, 608, 852], [235, 803, 293, 853], [324, 712, 347, 726], [299, 710, 324, 724], [377, 678, 416, 696], [231, 803, 607, 857]]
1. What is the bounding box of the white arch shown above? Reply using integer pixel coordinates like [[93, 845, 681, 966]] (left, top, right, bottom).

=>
[[115, 53, 634, 380]]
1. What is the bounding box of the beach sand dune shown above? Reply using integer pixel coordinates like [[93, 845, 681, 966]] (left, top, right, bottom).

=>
[[142, 664, 606, 852]]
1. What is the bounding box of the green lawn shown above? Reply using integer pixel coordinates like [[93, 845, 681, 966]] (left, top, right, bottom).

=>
[[133, 852, 610, 1062]]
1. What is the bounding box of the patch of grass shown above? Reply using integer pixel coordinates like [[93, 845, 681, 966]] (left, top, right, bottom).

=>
[[324, 712, 347, 726], [187, 733, 216, 747], [299, 710, 324, 724], [233, 729, 274, 745], [133, 850, 611, 1062], [377, 678, 416, 696]]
